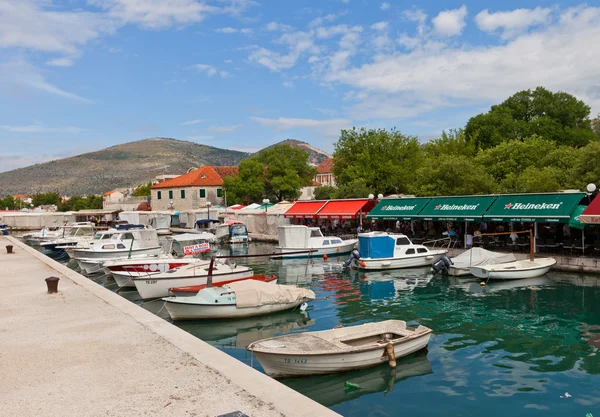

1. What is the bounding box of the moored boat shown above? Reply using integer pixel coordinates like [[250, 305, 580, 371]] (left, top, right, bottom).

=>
[[163, 280, 314, 320], [469, 258, 556, 280], [350, 232, 446, 270], [247, 320, 432, 378], [448, 248, 517, 277], [273, 225, 357, 259], [169, 274, 278, 296]]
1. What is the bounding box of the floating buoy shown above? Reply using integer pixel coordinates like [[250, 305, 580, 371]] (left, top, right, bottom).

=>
[[323, 254, 328, 261], [480, 282, 486, 287], [386, 343, 396, 368]]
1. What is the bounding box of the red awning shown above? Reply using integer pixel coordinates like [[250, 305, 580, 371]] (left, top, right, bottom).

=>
[[317, 199, 377, 219], [580, 196, 600, 224], [284, 201, 328, 218]]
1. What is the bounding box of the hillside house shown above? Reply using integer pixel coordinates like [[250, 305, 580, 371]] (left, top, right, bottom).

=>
[[150, 166, 238, 210], [315, 158, 335, 187]]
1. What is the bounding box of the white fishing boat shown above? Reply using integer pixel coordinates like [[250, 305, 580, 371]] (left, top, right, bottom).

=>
[[448, 248, 517, 277], [132, 261, 254, 299], [22, 225, 64, 245], [163, 280, 314, 320], [350, 232, 446, 271], [469, 258, 556, 280], [72, 225, 162, 260], [39, 223, 96, 252], [273, 225, 357, 259], [247, 320, 432, 378]]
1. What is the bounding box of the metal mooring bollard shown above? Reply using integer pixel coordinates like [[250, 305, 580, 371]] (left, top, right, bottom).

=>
[[6, 245, 13, 254], [45, 276, 60, 294]]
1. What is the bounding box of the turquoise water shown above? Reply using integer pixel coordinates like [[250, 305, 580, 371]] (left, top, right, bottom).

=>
[[57, 243, 600, 417]]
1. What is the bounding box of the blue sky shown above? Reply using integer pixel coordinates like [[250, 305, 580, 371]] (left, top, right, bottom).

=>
[[1, 0, 599, 172]]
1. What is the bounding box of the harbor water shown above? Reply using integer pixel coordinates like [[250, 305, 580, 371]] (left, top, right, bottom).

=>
[[49, 242, 600, 417]]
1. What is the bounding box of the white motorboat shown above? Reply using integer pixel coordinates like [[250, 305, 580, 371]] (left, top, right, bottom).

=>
[[22, 226, 62, 245], [448, 248, 517, 276], [71, 225, 162, 261], [350, 232, 447, 271], [132, 261, 254, 299], [163, 280, 314, 320], [273, 225, 357, 259], [39, 223, 96, 252], [247, 320, 432, 378], [469, 258, 556, 280]]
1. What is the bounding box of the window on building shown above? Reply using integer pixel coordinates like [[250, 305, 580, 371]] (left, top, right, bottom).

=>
[[199, 189, 206, 198], [217, 188, 222, 198], [169, 190, 173, 200], [180, 189, 186, 199], [417, 248, 428, 253], [405, 248, 415, 254], [157, 191, 162, 200]]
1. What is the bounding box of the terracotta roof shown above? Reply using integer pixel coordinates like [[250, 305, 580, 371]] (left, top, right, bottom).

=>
[[151, 166, 239, 189], [316, 158, 334, 174], [13, 194, 29, 199]]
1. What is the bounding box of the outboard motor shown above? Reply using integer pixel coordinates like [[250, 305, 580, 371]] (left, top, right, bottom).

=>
[[344, 249, 361, 268], [431, 254, 453, 275]]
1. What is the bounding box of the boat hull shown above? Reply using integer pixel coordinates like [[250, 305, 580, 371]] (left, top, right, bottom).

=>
[[164, 298, 305, 320], [273, 241, 357, 259], [133, 269, 254, 299], [469, 258, 556, 280], [252, 332, 431, 378], [108, 260, 202, 287], [72, 246, 162, 260], [353, 251, 446, 271]]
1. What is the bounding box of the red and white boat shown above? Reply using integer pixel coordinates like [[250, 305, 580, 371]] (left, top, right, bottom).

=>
[[169, 274, 278, 296], [105, 258, 210, 288]]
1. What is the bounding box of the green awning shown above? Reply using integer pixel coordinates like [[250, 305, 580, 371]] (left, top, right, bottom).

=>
[[419, 196, 497, 222], [568, 205, 587, 230], [483, 193, 585, 223], [367, 198, 431, 220]]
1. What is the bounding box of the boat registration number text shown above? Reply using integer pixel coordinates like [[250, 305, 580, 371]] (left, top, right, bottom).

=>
[[145, 280, 157, 284], [284, 358, 308, 364]]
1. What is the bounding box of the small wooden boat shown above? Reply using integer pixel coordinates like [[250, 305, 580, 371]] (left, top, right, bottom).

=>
[[169, 274, 278, 296], [469, 258, 556, 280], [247, 320, 432, 378], [163, 280, 314, 320]]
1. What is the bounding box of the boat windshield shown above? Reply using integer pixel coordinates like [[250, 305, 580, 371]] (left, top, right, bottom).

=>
[[69, 227, 93, 237], [230, 225, 247, 237], [310, 229, 323, 238]]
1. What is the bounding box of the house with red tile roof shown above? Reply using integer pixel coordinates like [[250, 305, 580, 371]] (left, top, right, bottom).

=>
[[150, 166, 238, 210], [315, 158, 335, 187]]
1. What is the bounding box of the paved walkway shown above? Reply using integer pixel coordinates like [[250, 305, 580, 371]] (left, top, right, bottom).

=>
[[0, 237, 340, 417]]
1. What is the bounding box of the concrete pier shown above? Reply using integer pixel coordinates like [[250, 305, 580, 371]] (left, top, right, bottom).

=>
[[0, 237, 340, 417]]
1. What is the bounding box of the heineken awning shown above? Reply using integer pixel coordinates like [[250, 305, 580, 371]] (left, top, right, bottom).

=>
[[483, 193, 585, 223], [367, 198, 431, 220], [418, 196, 497, 222]]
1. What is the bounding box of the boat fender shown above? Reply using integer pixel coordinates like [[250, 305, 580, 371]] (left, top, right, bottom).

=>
[[386, 343, 396, 368]]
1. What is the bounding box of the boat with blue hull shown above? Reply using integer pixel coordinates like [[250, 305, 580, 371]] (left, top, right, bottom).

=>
[[350, 232, 447, 271]]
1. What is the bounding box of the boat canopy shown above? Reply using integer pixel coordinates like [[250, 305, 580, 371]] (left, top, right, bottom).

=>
[[483, 192, 584, 223], [419, 196, 497, 222], [170, 232, 215, 242], [451, 248, 516, 269], [196, 219, 220, 225], [317, 199, 377, 219], [284, 201, 328, 219], [367, 198, 431, 220], [116, 224, 145, 230], [580, 196, 600, 224], [357, 233, 395, 259]]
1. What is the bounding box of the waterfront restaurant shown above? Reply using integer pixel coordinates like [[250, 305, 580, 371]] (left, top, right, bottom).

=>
[[367, 192, 591, 253], [284, 199, 378, 233]]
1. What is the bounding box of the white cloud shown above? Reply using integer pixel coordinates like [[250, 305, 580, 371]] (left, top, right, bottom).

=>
[[206, 124, 242, 132], [219, 70, 230, 78], [45, 57, 76, 67], [371, 21, 388, 31], [282, 81, 294, 88], [403, 9, 428, 36], [381, 3, 390, 11], [190, 64, 228, 77], [90, 0, 257, 29], [181, 119, 203, 125], [224, 59, 233, 63], [0, 59, 92, 103], [432, 5, 467, 37], [324, 6, 600, 119], [249, 30, 318, 71], [251, 117, 351, 137], [476, 7, 553, 39], [0, 124, 84, 134], [265, 21, 294, 32], [215, 27, 253, 34]]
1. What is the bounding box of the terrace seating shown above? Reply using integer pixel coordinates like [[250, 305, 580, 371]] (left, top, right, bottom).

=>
[[573, 239, 585, 255], [516, 238, 530, 253], [506, 239, 516, 251], [594, 240, 600, 256], [535, 238, 546, 253], [561, 239, 573, 256], [544, 238, 560, 254]]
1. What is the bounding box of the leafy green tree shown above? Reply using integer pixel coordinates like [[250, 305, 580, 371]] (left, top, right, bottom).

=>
[[133, 182, 152, 197], [465, 87, 597, 149], [333, 127, 423, 196], [57, 195, 103, 212], [223, 158, 266, 205], [410, 156, 497, 196], [0, 195, 16, 210], [257, 144, 317, 201], [32, 192, 61, 207], [332, 179, 373, 199], [422, 129, 476, 158], [570, 142, 600, 190], [313, 186, 337, 200], [592, 114, 600, 140], [501, 166, 564, 193]]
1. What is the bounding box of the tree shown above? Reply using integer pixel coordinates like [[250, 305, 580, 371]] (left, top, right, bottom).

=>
[[592, 114, 600, 140], [332, 179, 373, 199], [57, 195, 103, 212], [333, 127, 423, 196], [0, 195, 16, 210], [222, 158, 266, 205], [133, 182, 152, 197], [410, 156, 497, 196], [570, 142, 600, 190], [32, 192, 61, 207], [465, 86, 597, 149], [422, 129, 476, 159], [313, 185, 337, 201], [256, 144, 317, 202]]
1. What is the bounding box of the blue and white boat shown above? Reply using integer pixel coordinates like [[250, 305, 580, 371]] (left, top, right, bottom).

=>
[[0, 224, 8, 236], [350, 232, 447, 271]]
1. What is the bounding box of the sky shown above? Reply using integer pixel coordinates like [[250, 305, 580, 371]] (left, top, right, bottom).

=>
[[1, 0, 600, 173]]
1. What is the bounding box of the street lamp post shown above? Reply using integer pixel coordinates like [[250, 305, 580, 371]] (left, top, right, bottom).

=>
[[206, 201, 212, 220]]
